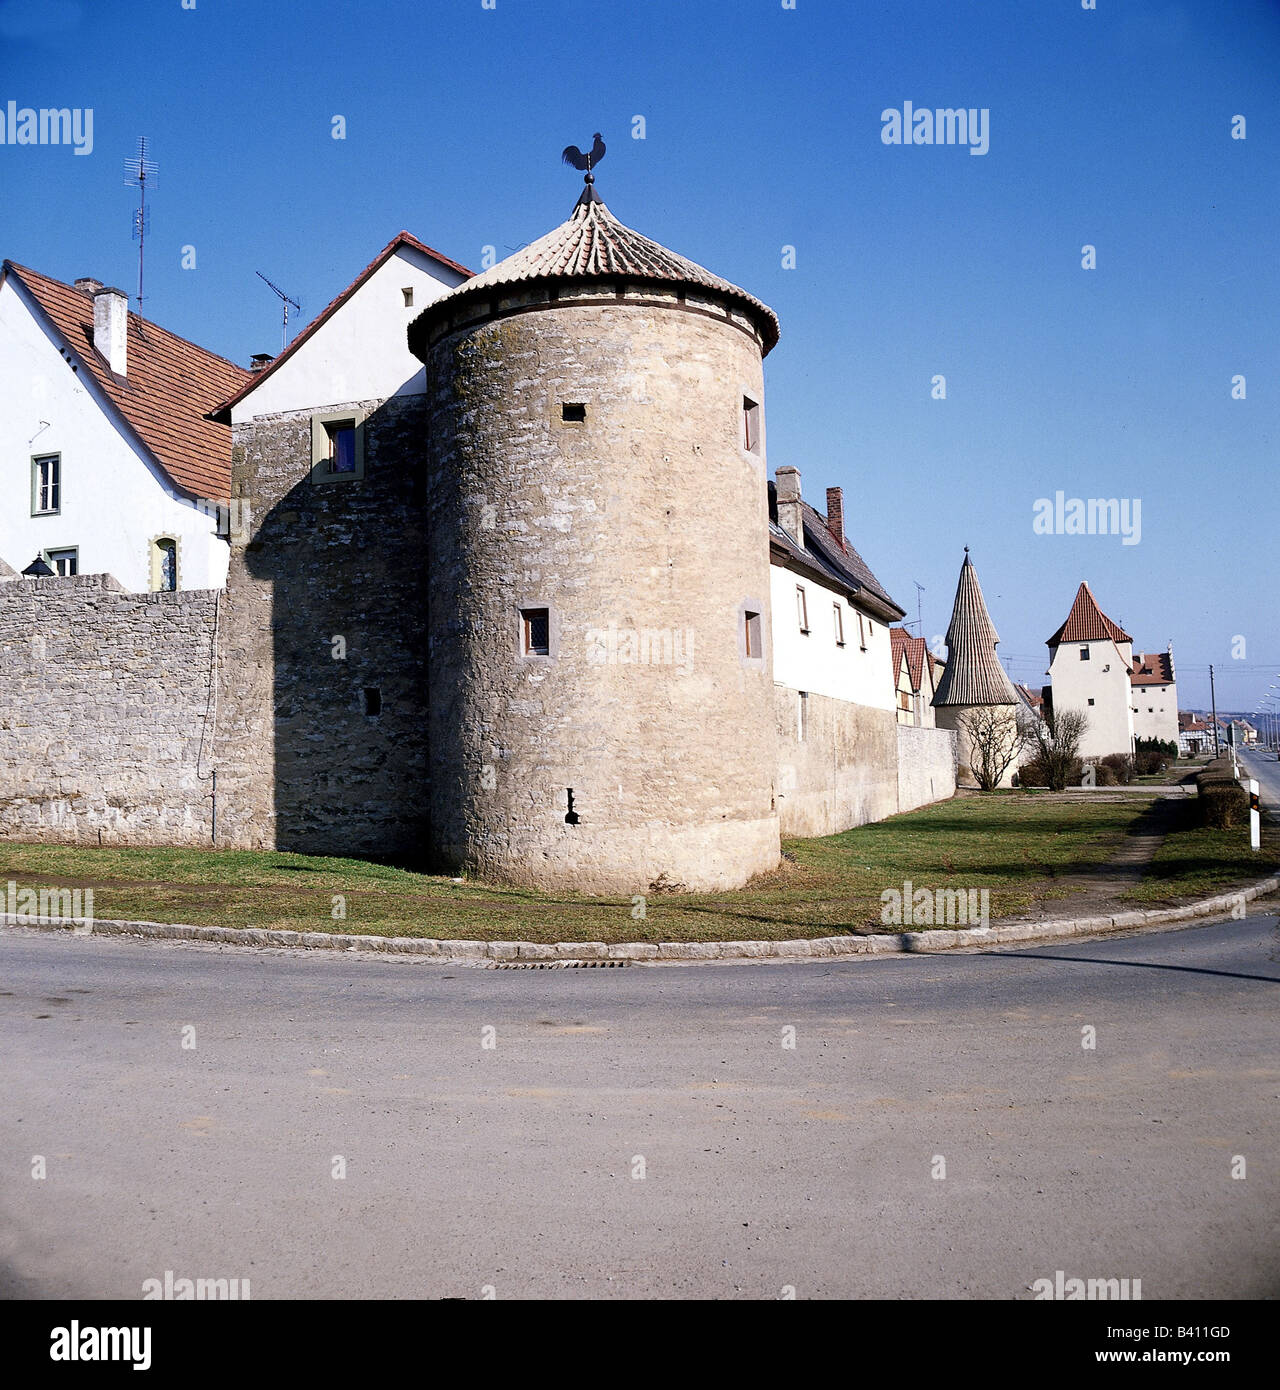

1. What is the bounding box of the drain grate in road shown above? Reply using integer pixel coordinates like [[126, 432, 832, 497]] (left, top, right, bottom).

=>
[[487, 958, 633, 970]]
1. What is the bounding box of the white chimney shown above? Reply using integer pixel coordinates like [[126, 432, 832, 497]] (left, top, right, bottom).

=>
[[92, 286, 128, 376], [776, 466, 803, 549]]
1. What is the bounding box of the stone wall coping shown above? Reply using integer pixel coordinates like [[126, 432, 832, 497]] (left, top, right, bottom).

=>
[[2, 874, 1276, 963]]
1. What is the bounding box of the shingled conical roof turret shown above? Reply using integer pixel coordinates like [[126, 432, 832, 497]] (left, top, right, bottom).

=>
[[409, 187, 780, 356], [932, 549, 1018, 707]]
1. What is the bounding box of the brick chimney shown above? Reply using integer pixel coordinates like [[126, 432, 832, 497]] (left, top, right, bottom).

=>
[[249, 353, 273, 372], [75, 277, 103, 295], [92, 286, 128, 376], [825, 486, 845, 549], [775, 467, 803, 550]]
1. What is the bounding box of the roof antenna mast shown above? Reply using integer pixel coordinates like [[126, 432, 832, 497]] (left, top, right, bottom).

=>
[[255, 270, 301, 352], [124, 136, 158, 318]]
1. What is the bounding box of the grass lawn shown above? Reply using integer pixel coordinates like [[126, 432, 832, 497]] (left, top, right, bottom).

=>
[[1122, 797, 1279, 905], [0, 794, 1173, 943]]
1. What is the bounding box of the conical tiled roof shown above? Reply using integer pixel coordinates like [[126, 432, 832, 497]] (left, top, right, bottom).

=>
[[932, 551, 1018, 707], [410, 189, 780, 354], [1046, 582, 1132, 647]]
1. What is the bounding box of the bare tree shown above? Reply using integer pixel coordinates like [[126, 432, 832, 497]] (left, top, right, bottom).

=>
[[956, 705, 1032, 791], [1028, 707, 1089, 791]]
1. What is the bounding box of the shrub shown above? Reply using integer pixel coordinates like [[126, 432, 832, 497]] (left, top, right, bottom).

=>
[[1196, 757, 1249, 828], [1101, 753, 1135, 784], [1018, 753, 1083, 789], [1135, 750, 1171, 777], [1093, 762, 1119, 787]]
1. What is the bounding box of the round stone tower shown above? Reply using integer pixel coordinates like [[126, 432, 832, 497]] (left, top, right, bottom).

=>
[[408, 179, 781, 893]]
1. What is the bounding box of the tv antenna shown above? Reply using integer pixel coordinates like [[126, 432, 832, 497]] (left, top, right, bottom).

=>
[[124, 137, 158, 317], [255, 270, 301, 351], [913, 580, 925, 637]]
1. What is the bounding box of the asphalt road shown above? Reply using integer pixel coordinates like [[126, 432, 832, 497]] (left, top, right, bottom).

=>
[[2, 915, 1278, 1300], [1238, 745, 1280, 820]]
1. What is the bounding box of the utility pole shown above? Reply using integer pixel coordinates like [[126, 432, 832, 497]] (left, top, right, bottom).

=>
[[1210, 664, 1220, 756]]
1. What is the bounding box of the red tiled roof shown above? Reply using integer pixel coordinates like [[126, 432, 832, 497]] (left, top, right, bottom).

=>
[[1046, 581, 1133, 647], [890, 626, 931, 694], [215, 231, 473, 417], [4, 260, 249, 500], [1130, 651, 1174, 686]]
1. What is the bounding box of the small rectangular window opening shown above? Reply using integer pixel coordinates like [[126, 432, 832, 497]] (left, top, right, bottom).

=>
[[325, 420, 357, 474], [364, 687, 382, 717], [44, 547, 77, 576], [744, 610, 762, 659], [561, 402, 586, 423], [565, 788, 580, 825], [402, 287, 414, 307], [522, 608, 550, 656], [857, 612, 867, 650], [833, 604, 845, 647], [1080, 646, 1090, 661], [743, 396, 760, 453], [1087, 697, 1095, 706], [796, 585, 809, 634], [798, 690, 809, 742]]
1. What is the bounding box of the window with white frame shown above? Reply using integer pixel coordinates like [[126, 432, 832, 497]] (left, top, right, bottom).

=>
[[44, 547, 77, 576], [833, 603, 844, 646], [32, 453, 60, 515], [796, 585, 809, 634]]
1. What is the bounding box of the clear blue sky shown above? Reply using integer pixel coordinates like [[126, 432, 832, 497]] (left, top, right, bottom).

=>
[[2, 0, 1276, 714]]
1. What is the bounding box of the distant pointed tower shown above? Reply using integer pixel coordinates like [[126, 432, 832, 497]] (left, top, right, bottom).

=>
[[932, 548, 1020, 787], [408, 176, 782, 893]]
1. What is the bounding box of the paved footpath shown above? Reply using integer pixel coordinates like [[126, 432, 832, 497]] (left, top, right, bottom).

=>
[[2, 911, 1277, 1299]]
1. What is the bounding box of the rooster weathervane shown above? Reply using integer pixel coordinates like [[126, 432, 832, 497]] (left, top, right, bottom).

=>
[[562, 132, 606, 182]]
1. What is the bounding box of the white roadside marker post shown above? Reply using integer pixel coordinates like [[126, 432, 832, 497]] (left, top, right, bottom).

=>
[[1249, 780, 1260, 852]]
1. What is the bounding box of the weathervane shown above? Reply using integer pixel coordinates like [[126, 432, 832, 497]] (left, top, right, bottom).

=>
[[562, 132, 606, 202]]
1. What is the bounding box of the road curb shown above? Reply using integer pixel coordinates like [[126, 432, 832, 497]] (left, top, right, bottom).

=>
[[2, 873, 1277, 963]]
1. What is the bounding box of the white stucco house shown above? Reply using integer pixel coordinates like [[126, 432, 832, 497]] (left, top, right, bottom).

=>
[[1129, 648, 1179, 747], [1045, 582, 1178, 760], [215, 231, 473, 431], [0, 259, 249, 591]]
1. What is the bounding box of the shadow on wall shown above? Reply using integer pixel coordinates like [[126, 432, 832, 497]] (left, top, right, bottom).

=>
[[231, 386, 433, 863]]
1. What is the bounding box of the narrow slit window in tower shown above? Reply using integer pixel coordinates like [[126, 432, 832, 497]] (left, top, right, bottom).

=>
[[522, 608, 550, 656]]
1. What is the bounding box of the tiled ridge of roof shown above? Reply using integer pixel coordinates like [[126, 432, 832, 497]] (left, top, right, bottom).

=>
[[5, 260, 249, 500], [217, 230, 473, 416], [932, 552, 1018, 707], [1130, 651, 1174, 685], [796, 498, 901, 614], [411, 193, 780, 354], [1047, 581, 1133, 647]]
